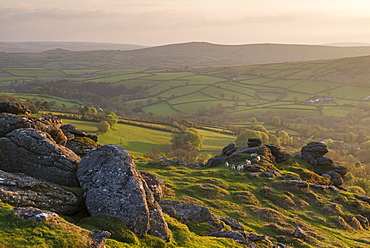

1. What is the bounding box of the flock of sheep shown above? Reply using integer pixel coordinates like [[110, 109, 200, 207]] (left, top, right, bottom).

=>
[[225, 153, 261, 172]]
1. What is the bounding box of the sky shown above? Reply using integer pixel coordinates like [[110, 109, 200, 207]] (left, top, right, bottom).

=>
[[1, 0, 370, 46]]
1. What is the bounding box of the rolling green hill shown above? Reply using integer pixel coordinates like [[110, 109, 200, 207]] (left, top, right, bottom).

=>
[[2, 55, 370, 119], [0, 41, 147, 53], [2, 42, 370, 69]]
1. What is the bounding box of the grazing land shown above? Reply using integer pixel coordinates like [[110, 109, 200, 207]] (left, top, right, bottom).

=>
[[2, 55, 370, 120]]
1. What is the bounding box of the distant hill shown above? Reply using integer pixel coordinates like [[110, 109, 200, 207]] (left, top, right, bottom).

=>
[[324, 42, 370, 47], [125, 42, 370, 67], [3, 42, 370, 69], [0, 41, 147, 53]]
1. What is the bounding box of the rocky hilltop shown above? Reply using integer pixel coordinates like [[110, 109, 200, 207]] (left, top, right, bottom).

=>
[[1, 102, 370, 247]]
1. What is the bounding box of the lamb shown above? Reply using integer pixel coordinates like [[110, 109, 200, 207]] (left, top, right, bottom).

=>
[[237, 164, 244, 171], [225, 162, 229, 167], [231, 164, 236, 170], [245, 159, 252, 165]]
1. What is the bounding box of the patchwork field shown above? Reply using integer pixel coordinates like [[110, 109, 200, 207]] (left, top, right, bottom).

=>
[[1, 55, 370, 118]]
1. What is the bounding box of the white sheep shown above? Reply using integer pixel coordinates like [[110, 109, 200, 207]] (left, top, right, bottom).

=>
[[225, 162, 229, 167], [231, 164, 236, 170], [252, 155, 261, 163], [237, 164, 244, 171], [245, 159, 252, 165]]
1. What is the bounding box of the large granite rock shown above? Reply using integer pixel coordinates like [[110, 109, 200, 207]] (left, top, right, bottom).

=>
[[0, 102, 30, 115], [60, 124, 98, 142], [296, 142, 347, 186], [77, 145, 169, 240], [301, 141, 329, 158], [0, 170, 83, 215], [0, 116, 67, 145], [265, 144, 290, 163], [0, 128, 80, 187]]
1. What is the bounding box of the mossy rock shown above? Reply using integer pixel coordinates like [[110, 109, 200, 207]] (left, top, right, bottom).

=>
[[78, 215, 140, 245]]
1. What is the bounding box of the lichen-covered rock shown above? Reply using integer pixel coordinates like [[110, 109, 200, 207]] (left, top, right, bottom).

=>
[[0, 128, 80, 187], [205, 154, 226, 167], [222, 143, 236, 156], [159, 200, 218, 224], [0, 170, 83, 215], [312, 165, 347, 178], [13, 207, 60, 224], [248, 138, 262, 147], [265, 144, 290, 163], [60, 124, 98, 142], [327, 171, 344, 187], [0, 102, 30, 115], [65, 140, 99, 157], [0, 115, 67, 145], [89, 230, 111, 248], [221, 217, 244, 230], [301, 142, 329, 158], [293, 226, 308, 238], [141, 171, 165, 202], [315, 157, 334, 166], [77, 145, 169, 240]]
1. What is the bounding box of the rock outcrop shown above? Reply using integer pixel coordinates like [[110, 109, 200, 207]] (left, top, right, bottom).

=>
[[0, 170, 83, 215], [13, 207, 61, 224], [0, 102, 30, 115], [206, 142, 289, 168], [60, 124, 98, 142], [60, 124, 99, 157], [159, 200, 223, 231], [295, 142, 347, 186], [0, 116, 67, 145], [0, 128, 80, 187], [140, 171, 165, 202], [77, 144, 169, 241]]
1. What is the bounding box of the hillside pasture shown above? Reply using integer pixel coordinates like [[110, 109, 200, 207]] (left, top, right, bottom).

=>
[[3, 92, 78, 108], [82, 73, 150, 83], [61, 118, 235, 157], [142, 102, 179, 115], [2, 55, 370, 118], [4, 68, 66, 78]]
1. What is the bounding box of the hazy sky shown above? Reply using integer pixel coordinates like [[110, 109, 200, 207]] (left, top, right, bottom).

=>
[[1, 0, 369, 46]]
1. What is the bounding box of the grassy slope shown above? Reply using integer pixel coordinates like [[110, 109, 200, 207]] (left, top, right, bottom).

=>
[[135, 157, 370, 248]]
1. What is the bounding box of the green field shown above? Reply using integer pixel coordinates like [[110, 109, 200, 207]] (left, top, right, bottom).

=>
[[2, 55, 370, 118], [61, 118, 235, 157]]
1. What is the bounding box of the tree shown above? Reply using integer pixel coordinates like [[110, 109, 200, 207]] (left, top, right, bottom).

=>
[[268, 134, 280, 145], [235, 130, 269, 146], [278, 130, 292, 145], [270, 116, 281, 126], [98, 121, 110, 133], [251, 124, 269, 134], [104, 111, 118, 127], [171, 128, 203, 151], [250, 117, 257, 125]]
